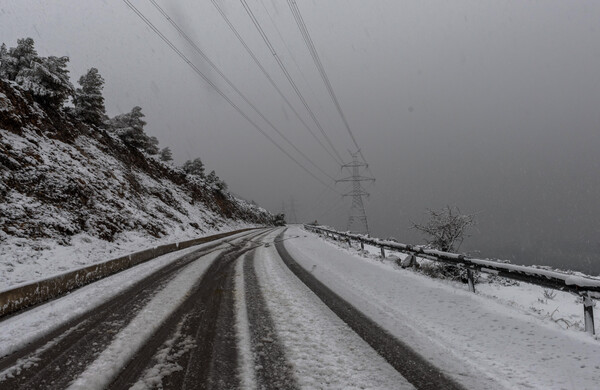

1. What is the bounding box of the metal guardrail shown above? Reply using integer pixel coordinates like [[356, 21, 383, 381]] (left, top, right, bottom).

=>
[[304, 224, 599, 335]]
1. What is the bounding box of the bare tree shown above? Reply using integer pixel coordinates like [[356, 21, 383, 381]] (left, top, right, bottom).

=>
[[411, 206, 477, 282], [412, 205, 476, 252]]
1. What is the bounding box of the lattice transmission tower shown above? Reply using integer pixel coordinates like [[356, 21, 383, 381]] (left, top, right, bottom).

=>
[[336, 151, 375, 235]]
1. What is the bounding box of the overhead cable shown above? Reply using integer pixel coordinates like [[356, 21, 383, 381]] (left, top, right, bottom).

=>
[[239, 0, 345, 165], [122, 0, 340, 194], [148, 0, 335, 182], [210, 0, 341, 169], [287, 0, 371, 168]]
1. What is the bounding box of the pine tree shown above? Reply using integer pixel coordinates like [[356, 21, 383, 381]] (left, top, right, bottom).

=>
[[146, 136, 159, 155], [205, 170, 227, 192], [216, 178, 228, 192], [73, 68, 106, 125], [159, 147, 173, 162], [3, 38, 37, 81], [108, 106, 162, 154], [109, 106, 148, 149], [206, 170, 217, 184], [182, 158, 205, 177], [0, 43, 9, 80], [3, 38, 74, 108], [16, 55, 74, 108]]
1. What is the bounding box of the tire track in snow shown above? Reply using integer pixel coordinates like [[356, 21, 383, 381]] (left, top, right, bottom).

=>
[[275, 229, 464, 390], [243, 250, 299, 390], [0, 239, 233, 390], [233, 256, 257, 389], [107, 229, 273, 389], [258, 230, 412, 389]]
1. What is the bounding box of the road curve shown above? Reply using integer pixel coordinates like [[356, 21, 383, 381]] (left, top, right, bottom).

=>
[[0, 227, 468, 389], [274, 229, 465, 390]]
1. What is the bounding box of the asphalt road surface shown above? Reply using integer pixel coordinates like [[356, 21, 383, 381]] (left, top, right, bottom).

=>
[[0, 227, 463, 389]]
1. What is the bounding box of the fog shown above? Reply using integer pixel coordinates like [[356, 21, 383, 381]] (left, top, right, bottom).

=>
[[2, 0, 599, 273]]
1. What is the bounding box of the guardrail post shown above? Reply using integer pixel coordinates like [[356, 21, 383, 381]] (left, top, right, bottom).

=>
[[466, 269, 476, 293], [380, 246, 386, 259], [583, 295, 595, 335]]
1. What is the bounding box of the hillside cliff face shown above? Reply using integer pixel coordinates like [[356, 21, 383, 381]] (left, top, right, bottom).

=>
[[0, 79, 273, 287]]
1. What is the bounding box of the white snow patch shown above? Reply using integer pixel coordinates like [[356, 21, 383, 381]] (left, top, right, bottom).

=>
[[286, 227, 600, 390], [255, 229, 414, 389]]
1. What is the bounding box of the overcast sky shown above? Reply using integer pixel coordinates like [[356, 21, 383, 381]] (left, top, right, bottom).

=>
[[3, 0, 600, 272]]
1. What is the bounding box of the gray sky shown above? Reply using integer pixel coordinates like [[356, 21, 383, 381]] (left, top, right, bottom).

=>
[[3, 0, 600, 272]]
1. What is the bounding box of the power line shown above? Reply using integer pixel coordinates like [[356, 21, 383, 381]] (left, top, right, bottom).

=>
[[208, 0, 339, 174], [122, 0, 339, 194], [239, 0, 345, 165], [257, 0, 321, 104], [148, 0, 335, 183], [287, 0, 371, 168]]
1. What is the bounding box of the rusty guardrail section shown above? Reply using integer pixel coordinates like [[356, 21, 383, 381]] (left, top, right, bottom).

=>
[[0, 228, 259, 318], [305, 224, 600, 335]]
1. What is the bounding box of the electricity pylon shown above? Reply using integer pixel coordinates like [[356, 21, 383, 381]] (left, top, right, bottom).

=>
[[336, 151, 375, 235]]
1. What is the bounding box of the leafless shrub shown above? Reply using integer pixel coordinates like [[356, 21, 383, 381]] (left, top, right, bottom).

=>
[[412, 206, 477, 283], [411, 205, 476, 253], [543, 289, 557, 300], [549, 308, 572, 329]]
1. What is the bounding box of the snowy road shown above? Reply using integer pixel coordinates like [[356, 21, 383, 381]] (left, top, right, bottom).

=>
[[2, 226, 595, 389]]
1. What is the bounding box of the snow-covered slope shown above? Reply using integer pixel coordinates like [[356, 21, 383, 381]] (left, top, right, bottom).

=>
[[0, 79, 273, 289]]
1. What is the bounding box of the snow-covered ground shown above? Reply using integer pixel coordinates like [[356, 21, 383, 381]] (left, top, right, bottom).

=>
[[286, 226, 600, 390], [0, 219, 257, 292], [252, 229, 413, 389], [337, 234, 595, 337], [0, 231, 249, 361]]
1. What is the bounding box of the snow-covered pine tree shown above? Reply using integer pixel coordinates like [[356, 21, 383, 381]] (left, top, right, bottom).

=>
[[3, 38, 74, 108], [182, 158, 205, 177], [206, 170, 218, 186], [73, 67, 106, 125], [0, 43, 10, 80], [108, 106, 149, 149], [216, 177, 228, 192], [205, 170, 227, 192], [146, 136, 159, 155], [159, 147, 173, 162], [21, 55, 74, 108], [1, 38, 37, 81]]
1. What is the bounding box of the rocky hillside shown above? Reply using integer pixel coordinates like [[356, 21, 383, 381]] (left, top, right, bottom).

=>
[[0, 78, 274, 287]]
